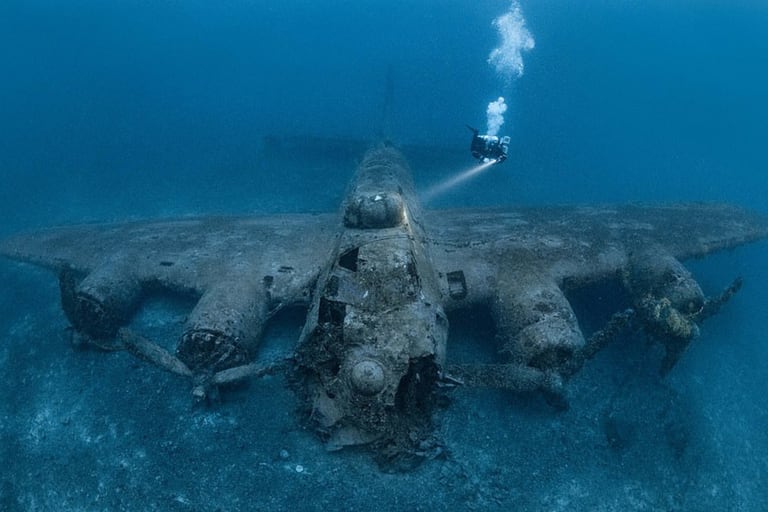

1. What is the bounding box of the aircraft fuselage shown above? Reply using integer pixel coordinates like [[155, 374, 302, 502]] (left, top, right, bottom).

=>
[[297, 146, 449, 450]]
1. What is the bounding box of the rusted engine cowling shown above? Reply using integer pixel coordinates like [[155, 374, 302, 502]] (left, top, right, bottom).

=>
[[625, 248, 706, 373], [177, 280, 268, 373], [493, 273, 585, 374], [626, 249, 705, 316], [60, 263, 142, 339]]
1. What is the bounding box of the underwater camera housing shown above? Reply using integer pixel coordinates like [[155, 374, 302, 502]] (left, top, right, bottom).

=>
[[468, 126, 510, 164]]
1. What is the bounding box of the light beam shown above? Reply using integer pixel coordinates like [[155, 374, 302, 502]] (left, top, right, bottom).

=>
[[421, 160, 497, 204]]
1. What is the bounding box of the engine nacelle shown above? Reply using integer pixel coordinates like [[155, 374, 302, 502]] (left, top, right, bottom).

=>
[[177, 280, 268, 373], [60, 261, 142, 340], [624, 247, 706, 373]]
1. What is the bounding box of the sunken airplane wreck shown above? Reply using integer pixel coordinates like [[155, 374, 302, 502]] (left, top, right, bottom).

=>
[[1, 145, 766, 467]]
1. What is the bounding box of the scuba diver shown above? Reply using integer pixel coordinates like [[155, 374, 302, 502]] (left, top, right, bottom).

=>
[[467, 126, 510, 164]]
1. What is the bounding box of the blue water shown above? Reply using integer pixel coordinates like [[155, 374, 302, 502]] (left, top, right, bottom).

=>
[[1, 1, 766, 510], [2, 1, 767, 218]]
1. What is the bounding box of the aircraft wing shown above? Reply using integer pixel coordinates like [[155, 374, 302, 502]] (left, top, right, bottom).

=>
[[423, 203, 766, 378], [1, 202, 765, 380], [2, 203, 765, 318], [425, 203, 767, 307], [0, 214, 338, 305]]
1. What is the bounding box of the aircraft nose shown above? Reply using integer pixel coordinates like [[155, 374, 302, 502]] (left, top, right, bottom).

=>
[[349, 359, 386, 396]]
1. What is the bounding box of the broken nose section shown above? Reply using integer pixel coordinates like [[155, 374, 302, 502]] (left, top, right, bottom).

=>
[[299, 296, 448, 460], [177, 280, 268, 373], [308, 343, 442, 461], [349, 359, 387, 396]]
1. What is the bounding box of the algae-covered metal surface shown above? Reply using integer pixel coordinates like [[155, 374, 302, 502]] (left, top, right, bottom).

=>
[[2, 147, 765, 470]]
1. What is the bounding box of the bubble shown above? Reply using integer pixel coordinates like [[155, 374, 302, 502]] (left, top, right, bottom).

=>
[[488, 1, 535, 82], [486, 96, 508, 136]]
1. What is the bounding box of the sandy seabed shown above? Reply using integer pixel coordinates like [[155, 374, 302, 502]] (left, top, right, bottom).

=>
[[1, 241, 766, 511]]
